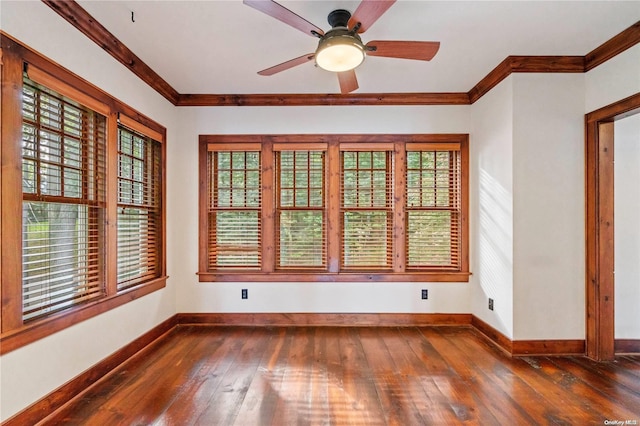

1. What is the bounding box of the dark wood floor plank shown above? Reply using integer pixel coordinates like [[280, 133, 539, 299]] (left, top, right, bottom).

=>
[[309, 327, 331, 424], [338, 327, 387, 425], [539, 354, 640, 420], [514, 355, 622, 423], [191, 327, 274, 425], [357, 327, 422, 425], [564, 356, 640, 397], [232, 327, 290, 425], [615, 356, 640, 375], [397, 327, 464, 424], [417, 327, 502, 424], [548, 357, 640, 418], [149, 326, 262, 425], [37, 326, 640, 426], [268, 327, 324, 425], [448, 328, 576, 425], [382, 327, 458, 425]]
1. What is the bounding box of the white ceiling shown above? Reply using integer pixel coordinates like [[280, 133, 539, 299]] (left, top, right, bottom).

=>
[[77, 1, 640, 95]]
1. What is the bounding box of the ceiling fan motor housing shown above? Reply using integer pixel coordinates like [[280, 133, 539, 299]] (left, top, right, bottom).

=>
[[315, 8, 366, 72], [327, 9, 352, 28], [321, 9, 363, 48]]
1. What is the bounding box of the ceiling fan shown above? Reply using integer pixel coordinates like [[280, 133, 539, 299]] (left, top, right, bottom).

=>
[[244, 0, 440, 94]]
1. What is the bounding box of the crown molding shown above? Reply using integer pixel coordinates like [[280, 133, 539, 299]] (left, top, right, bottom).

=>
[[176, 92, 471, 106], [41, 1, 638, 107], [585, 21, 640, 71], [468, 56, 585, 103], [42, 0, 180, 105]]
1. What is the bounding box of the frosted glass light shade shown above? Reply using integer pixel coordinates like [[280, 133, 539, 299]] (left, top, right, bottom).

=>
[[315, 35, 365, 72]]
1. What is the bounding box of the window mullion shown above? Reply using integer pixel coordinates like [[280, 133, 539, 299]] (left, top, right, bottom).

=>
[[393, 142, 406, 272], [105, 113, 119, 296], [326, 140, 341, 273], [261, 141, 275, 272]]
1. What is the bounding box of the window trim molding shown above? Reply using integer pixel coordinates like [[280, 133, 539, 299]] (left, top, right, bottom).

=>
[[199, 134, 469, 283], [0, 35, 167, 355]]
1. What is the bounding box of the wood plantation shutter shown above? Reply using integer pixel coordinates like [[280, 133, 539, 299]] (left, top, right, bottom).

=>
[[208, 145, 262, 268], [116, 124, 163, 290], [340, 149, 393, 269], [275, 146, 327, 269], [21, 75, 107, 321], [405, 143, 462, 270]]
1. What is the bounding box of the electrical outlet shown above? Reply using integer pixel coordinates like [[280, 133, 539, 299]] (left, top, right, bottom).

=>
[[241, 289, 248, 299], [488, 298, 494, 311], [421, 289, 428, 300]]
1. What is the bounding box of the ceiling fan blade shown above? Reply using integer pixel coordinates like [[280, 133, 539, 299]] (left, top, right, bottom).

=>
[[365, 40, 440, 61], [257, 53, 315, 76], [337, 70, 359, 94], [244, 0, 324, 37], [348, 0, 396, 33]]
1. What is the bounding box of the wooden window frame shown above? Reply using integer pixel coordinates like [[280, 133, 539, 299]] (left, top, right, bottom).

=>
[[198, 134, 469, 283], [116, 121, 164, 291], [275, 147, 327, 270], [0, 35, 167, 354]]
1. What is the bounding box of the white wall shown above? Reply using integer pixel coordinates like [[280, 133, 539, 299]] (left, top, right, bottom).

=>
[[0, 2, 177, 421], [585, 44, 640, 113], [173, 106, 473, 315], [512, 74, 586, 340], [615, 114, 640, 339], [469, 77, 514, 338]]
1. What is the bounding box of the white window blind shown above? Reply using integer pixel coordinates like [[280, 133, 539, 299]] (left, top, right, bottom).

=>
[[341, 151, 393, 270], [21, 77, 106, 321], [208, 150, 262, 268], [117, 126, 163, 290], [276, 150, 326, 269], [406, 149, 461, 269]]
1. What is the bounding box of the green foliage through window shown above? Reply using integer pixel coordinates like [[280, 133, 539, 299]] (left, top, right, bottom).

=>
[[21, 76, 106, 321]]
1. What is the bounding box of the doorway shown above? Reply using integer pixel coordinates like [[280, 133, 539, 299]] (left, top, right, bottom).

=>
[[585, 92, 640, 361]]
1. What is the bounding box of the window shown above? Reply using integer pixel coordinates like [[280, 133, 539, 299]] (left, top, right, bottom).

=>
[[276, 149, 326, 269], [199, 135, 469, 282], [117, 125, 163, 290], [207, 148, 262, 268], [1, 39, 166, 353], [341, 150, 392, 270], [406, 146, 462, 270], [21, 77, 107, 321]]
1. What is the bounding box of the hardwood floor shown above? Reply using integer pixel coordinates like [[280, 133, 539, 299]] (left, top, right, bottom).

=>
[[45, 326, 640, 425]]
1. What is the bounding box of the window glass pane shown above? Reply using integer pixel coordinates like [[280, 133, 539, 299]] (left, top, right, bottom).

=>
[[208, 151, 261, 268], [21, 77, 107, 320], [279, 211, 325, 267], [342, 211, 391, 268], [406, 150, 460, 270], [276, 150, 326, 269], [22, 202, 103, 321], [407, 211, 453, 266], [117, 127, 163, 290], [212, 211, 261, 267], [342, 151, 389, 208], [341, 151, 391, 269]]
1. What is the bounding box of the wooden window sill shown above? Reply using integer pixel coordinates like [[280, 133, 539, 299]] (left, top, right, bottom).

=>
[[0, 277, 168, 355], [197, 272, 470, 283]]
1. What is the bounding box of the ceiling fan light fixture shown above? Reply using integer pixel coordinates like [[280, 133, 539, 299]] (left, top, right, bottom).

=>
[[315, 30, 365, 73]]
